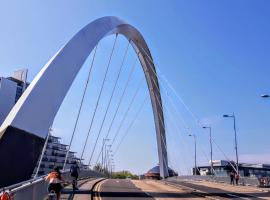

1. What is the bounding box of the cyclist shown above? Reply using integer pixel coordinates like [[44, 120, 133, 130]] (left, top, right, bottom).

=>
[[0, 191, 10, 200], [45, 166, 64, 200], [70, 161, 80, 190]]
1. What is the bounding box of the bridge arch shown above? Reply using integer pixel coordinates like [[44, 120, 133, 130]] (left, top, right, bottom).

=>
[[0, 16, 168, 186]]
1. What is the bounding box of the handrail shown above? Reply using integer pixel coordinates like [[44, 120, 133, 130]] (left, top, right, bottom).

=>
[[0, 176, 45, 193], [0, 169, 104, 196]]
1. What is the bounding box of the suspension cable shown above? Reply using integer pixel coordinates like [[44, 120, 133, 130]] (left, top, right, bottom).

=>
[[138, 45, 201, 126], [160, 80, 211, 171], [140, 46, 234, 174], [131, 57, 169, 169], [87, 40, 130, 165], [80, 34, 118, 164], [94, 58, 137, 163], [141, 55, 200, 174], [114, 96, 148, 154], [162, 101, 193, 174], [62, 45, 98, 170], [78, 46, 98, 161], [212, 139, 237, 173], [34, 127, 52, 177], [111, 77, 145, 145], [159, 82, 210, 171]]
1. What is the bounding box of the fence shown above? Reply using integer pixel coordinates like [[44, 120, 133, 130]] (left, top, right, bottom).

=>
[[0, 170, 104, 200], [166, 175, 260, 187]]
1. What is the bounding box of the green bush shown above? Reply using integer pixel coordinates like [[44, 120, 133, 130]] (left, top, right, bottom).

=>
[[112, 170, 139, 179]]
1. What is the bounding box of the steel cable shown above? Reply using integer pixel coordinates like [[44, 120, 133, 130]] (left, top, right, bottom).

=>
[[78, 46, 99, 161], [78, 34, 118, 164], [113, 96, 148, 155], [94, 57, 137, 163], [87, 41, 130, 165], [62, 45, 98, 170], [139, 45, 234, 175], [111, 77, 145, 145]]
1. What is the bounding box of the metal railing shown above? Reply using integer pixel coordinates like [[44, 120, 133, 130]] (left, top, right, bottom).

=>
[[0, 170, 104, 200], [166, 175, 260, 187]]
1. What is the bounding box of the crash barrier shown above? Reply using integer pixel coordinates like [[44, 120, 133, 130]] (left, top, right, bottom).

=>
[[0, 170, 104, 200], [166, 175, 260, 187]]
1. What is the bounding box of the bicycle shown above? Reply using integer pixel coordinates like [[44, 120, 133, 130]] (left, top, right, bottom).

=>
[[47, 190, 57, 200], [47, 182, 64, 200]]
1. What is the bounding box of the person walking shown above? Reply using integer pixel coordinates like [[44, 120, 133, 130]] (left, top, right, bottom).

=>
[[70, 161, 80, 190], [235, 173, 240, 185], [230, 171, 235, 185]]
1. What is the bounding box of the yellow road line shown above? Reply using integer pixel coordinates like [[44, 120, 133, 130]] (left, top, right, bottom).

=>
[[94, 180, 105, 200]]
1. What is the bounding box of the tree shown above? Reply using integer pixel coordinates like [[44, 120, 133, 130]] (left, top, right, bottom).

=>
[[112, 170, 139, 179], [93, 163, 103, 172]]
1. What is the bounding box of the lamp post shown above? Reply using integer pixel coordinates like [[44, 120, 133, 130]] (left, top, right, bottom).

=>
[[102, 138, 110, 171], [105, 145, 112, 172], [223, 113, 239, 174], [189, 134, 197, 175], [202, 126, 213, 175]]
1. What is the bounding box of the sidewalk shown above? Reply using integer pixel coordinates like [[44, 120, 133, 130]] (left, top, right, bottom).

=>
[[185, 180, 270, 199]]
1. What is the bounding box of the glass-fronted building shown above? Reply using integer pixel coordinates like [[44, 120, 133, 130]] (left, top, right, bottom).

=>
[[195, 160, 270, 178]]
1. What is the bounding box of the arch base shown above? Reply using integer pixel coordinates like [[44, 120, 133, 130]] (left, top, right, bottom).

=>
[[0, 126, 44, 187]]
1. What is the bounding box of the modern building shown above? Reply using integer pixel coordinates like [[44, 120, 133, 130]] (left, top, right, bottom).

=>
[[0, 69, 29, 125], [32, 135, 88, 176], [195, 160, 270, 178], [144, 165, 178, 180], [0, 69, 87, 177]]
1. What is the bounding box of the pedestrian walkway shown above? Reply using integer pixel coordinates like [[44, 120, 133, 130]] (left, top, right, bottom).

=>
[[167, 179, 270, 199]]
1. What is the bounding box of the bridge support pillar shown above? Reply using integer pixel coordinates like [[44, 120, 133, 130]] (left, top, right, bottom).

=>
[[0, 126, 44, 187]]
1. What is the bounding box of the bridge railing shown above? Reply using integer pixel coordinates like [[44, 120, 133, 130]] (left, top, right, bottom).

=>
[[0, 170, 104, 200], [166, 175, 260, 187]]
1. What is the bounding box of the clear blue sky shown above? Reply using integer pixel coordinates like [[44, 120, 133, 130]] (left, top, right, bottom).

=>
[[0, 0, 270, 175]]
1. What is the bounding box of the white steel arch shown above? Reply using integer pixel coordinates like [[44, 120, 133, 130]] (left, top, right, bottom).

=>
[[0, 17, 168, 185]]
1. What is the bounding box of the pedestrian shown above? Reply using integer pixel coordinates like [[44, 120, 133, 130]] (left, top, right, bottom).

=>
[[70, 161, 80, 190], [235, 173, 240, 185], [230, 171, 235, 185]]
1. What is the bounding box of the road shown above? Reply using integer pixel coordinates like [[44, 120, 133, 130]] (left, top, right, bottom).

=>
[[62, 178, 270, 200], [93, 179, 205, 200]]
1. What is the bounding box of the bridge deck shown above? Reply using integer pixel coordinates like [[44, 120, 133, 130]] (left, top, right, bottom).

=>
[[62, 179, 270, 200]]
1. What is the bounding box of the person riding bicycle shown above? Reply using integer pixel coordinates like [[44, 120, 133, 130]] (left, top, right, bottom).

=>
[[70, 161, 80, 190], [45, 166, 64, 200]]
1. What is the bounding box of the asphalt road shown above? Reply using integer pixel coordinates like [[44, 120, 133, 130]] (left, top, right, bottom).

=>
[[62, 178, 270, 200], [92, 179, 205, 200]]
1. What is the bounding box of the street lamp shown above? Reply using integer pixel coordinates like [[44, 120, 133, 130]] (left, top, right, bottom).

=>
[[223, 113, 239, 174], [105, 145, 112, 172], [261, 94, 270, 98], [102, 138, 110, 171], [202, 126, 214, 175], [189, 134, 197, 175]]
